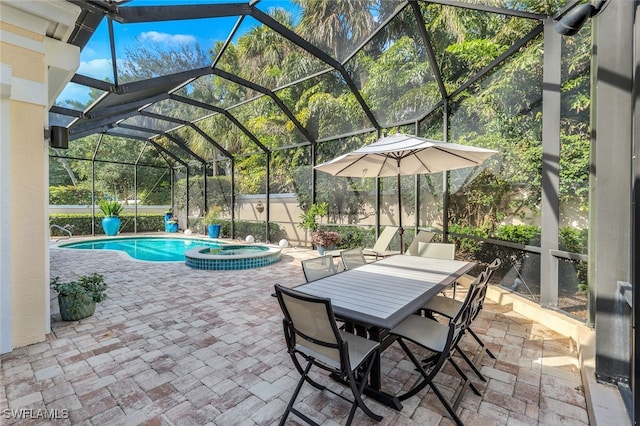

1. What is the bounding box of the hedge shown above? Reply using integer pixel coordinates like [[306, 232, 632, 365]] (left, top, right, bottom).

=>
[[49, 213, 164, 236]]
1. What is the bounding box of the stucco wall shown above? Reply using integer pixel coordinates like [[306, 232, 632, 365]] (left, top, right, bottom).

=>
[[0, 0, 80, 352]]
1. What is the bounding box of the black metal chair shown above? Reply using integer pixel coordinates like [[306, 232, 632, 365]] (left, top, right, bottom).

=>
[[301, 254, 337, 282], [422, 258, 502, 362], [388, 271, 488, 426], [274, 284, 382, 425]]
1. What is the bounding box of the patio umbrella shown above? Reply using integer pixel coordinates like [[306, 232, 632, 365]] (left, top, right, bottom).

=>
[[314, 133, 498, 250]]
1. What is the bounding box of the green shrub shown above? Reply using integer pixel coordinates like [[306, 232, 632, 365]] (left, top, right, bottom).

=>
[[49, 186, 97, 205], [49, 214, 165, 236], [559, 226, 589, 292], [495, 224, 541, 245], [448, 223, 489, 257], [559, 226, 588, 254]]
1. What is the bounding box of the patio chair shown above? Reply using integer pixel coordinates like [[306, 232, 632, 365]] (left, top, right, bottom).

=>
[[422, 258, 502, 363], [362, 226, 400, 258], [301, 255, 337, 282], [340, 247, 367, 270], [388, 272, 488, 426], [274, 284, 383, 425], [404, 231, 436, 256], [416, 242, 456, 260]]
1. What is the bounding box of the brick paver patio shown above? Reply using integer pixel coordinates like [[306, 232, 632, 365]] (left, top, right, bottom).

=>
[[0, 240, 588, 425]]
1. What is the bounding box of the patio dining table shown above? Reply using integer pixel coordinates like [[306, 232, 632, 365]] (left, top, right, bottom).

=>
[[294, 254, 475, 410]]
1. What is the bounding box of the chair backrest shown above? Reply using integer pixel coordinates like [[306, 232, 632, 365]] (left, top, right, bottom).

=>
[[371, 226, 399, 252], [417, 242, 456, 260], [274, 284, 344, 369], [301, 255, 337, 282], [405, 231, 436, 256], [341, 247, 367, 270], [451, 271, 489, 331], [472, 258, 501, 318]]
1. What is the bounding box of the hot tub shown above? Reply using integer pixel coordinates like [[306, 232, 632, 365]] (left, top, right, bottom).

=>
[[184, 244, 282, 270]]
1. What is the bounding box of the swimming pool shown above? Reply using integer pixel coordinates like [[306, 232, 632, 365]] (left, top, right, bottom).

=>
[[59, 237, 228, 262], [59, 237, 282, 270]]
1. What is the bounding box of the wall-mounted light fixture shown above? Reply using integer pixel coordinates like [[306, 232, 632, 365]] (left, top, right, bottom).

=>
[[46, 126, 69, 149], [555, 0, 608, 36]]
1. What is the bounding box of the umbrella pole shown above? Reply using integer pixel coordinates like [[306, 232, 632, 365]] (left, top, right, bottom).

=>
[[397, 169, 403, 252]]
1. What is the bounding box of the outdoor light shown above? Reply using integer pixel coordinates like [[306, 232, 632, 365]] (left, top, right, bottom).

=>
[[555, 0, 607, 36], [48, 126, 69, 149], [278, 239, 289, 248], [245, 235, 255, 243]]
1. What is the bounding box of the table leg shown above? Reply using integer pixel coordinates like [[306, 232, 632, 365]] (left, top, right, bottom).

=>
[[329, 326, 402, 410], [363, 327, 403, 411]]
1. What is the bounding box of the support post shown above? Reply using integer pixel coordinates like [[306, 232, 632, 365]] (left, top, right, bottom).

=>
[[592, 0, 634, 386], [540, 18, 561, 308]]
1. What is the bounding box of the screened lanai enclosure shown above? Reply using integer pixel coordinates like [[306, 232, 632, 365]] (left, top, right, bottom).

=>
[[50, 1, 591, 323]]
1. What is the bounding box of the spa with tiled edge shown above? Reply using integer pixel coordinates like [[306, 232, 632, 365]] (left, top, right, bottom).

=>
[[185, 244, 282, 270]]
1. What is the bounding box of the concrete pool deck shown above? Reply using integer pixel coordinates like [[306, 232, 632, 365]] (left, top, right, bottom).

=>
[[1, 240, 592, 425]]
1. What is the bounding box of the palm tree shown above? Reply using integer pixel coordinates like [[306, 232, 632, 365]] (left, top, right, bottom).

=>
[[294, 0, 376, 61], [237, 8, 296, 87]]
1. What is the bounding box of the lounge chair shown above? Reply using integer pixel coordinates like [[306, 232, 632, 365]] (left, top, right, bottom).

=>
[[404, 231, 436, 256], [362, 226, 400, 258]]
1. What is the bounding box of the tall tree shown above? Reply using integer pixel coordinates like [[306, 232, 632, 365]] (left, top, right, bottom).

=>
[[293, 0, 376, 61]]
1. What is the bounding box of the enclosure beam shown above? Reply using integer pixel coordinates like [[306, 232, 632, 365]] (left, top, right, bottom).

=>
[[540, 18, 561, 308], [115, 3, 251, 23], [211, 68, 316, 144], [410, 1, 448, 99], [265, 152, 270, 241], [230, 159, 235, 238], [442, 99, 449, 244], [422, 0, 546, 20], [167, 95, 270, 154], [250, 7, 381, 131]]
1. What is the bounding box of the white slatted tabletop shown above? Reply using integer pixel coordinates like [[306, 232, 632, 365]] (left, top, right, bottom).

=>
[[295, 255, 475, 330]]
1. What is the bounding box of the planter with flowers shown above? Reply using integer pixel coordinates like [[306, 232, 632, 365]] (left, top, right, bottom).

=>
[[312, 230, 341, 255]]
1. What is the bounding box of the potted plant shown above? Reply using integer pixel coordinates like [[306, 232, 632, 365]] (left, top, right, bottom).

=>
[[205, 206, 222, 238], [312, 230, 341, 255], [166, 217, 179, 233], [164, 208, 174, 231], [99, 199, 122, 236], [298, 202, 328, 246], [50, 273, 107, 321]]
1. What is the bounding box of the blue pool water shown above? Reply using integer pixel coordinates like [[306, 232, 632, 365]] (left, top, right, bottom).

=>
[[60, 237, 227, 262]]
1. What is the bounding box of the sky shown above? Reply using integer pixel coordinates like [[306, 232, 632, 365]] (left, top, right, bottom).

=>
[[58, 0, 300, 106]]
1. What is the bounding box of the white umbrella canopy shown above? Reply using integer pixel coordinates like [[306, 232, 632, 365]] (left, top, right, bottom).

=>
[[314, 133, 498, 178], [314, 133, 498, 250]]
